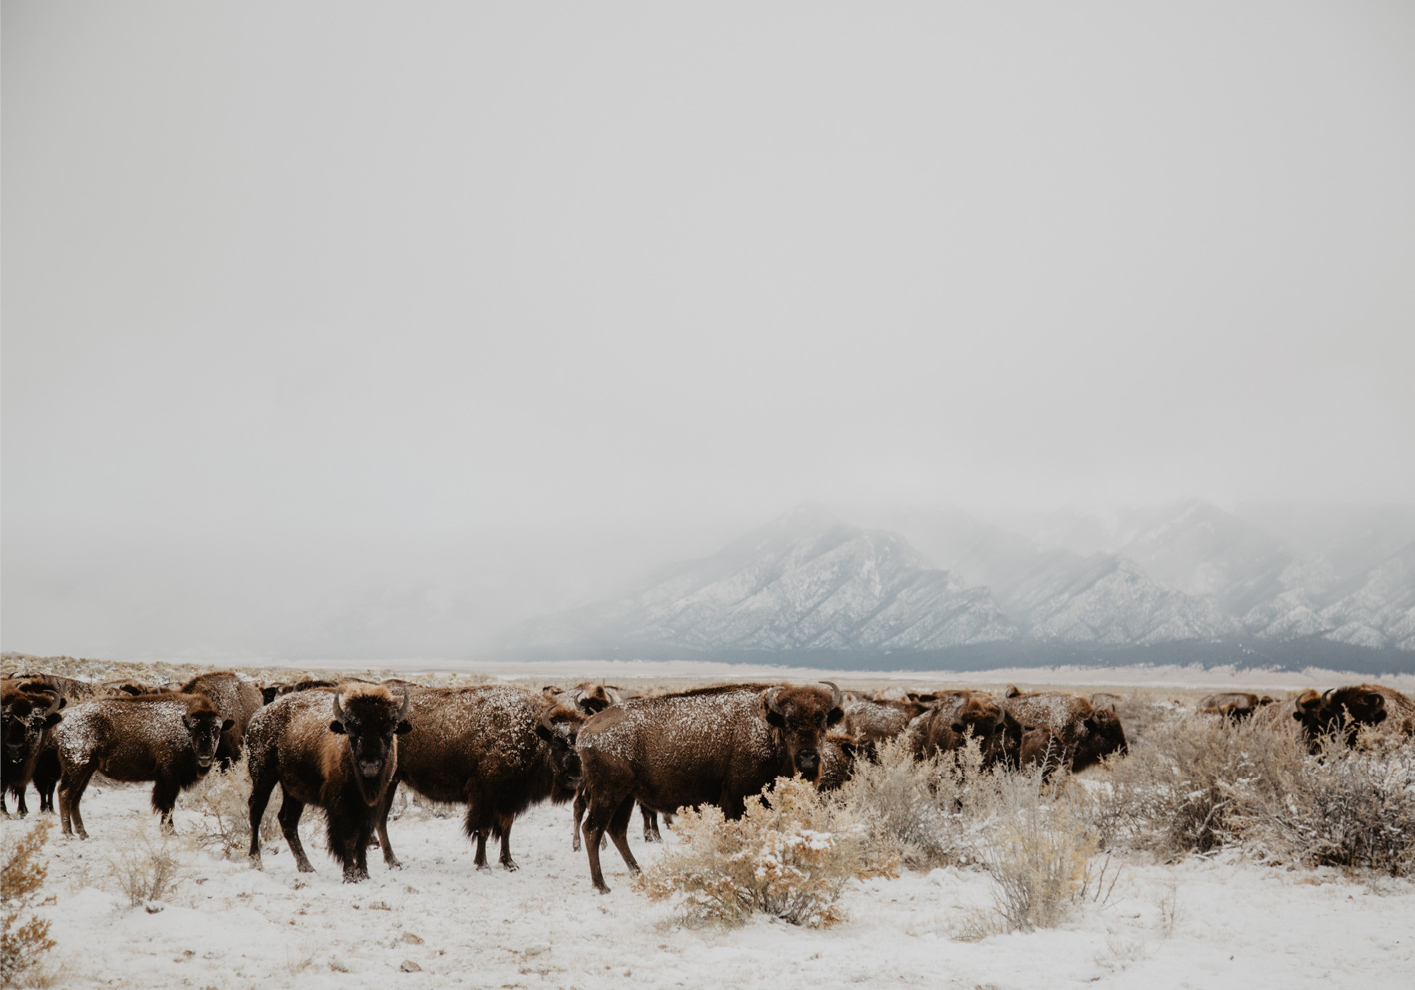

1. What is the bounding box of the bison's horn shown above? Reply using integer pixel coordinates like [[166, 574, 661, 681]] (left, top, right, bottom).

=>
[[42, 690, 63, 716], [822, 681, 842, 710], [332, 689, 346, 725], [539, 705, 558, 734], [398, 685, 412, 721], [765, 687, 783, 714], [1321, 688, 1334, 704]]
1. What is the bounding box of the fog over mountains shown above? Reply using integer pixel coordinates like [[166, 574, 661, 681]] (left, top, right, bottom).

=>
[[506, 501, 1415, 669]]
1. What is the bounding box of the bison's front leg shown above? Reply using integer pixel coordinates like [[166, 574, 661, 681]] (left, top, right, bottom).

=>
[[151, 774, 181, 833], [374, 781, 402, 869], [473, 829, 490, 870]]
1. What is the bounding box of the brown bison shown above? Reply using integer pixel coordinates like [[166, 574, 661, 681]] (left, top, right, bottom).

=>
[[1197, 692, 1274, 721], [907, 690, 1018, 767], [2, 682, 64, 816], [1017, 724, 1067, 778], [56, 693, 232, 838], [575, 681, 844, 892], [181, 671, 264, 768], [999, 690, 1127, 772], [246, 683, 411, 882], [370, 684, 584, 872], [844, 697, 930, 745], [1293, 684, 1415, 745]]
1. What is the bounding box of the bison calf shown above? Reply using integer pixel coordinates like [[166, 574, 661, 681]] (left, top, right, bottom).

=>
[[246, 683, 410, 882], [55, 693, 232, 838]]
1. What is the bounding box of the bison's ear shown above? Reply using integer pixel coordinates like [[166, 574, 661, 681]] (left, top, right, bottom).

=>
[[951, 721, 966, 734], [42, 713, 63, 729], [57, 697, 67, 710], [395, 720, 413, 735], [535, 723, 554, 742], [222, 719, 235, 732], [764, 709, 786, 729], [827, 706, 844, 726], [578, 698, 609, 715], [329, 720, 346, 735], [1292, 710, 1305, 722]]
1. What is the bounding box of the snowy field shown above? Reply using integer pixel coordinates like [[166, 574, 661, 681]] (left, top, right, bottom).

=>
[[12, 774, 1414, 990]]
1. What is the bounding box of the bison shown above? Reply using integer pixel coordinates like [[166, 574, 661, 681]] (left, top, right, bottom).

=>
[[56, 692, 232, 838], [843, 697, 930, 746], [180, 671, 264, 768], [907, 690, 1018, 768], [575, 681, 844, 892], [999, 690, 1127, 773], [373, 685, 584, 871], [1197, 692, 1274, 721], [246, 683, 411, 882], [2, 682, 64, 816], [1293, 684, 1415, 746]]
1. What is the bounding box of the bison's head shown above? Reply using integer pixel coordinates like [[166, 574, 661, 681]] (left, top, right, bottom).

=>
[[1308, 686, 1389, 746], [182, 701, 233, 773], [946, 693, 1011, 766], [763, 682, 845, 783], [1, 688, 63, 765], [331, 686, 412, 806], [536, 704, 586, 798], [1073, 704, 1127, 772]]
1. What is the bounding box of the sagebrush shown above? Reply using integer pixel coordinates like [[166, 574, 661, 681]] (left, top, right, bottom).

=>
[[107, 831, 182, 907], [184, 753, 281, 857], [633, 777, 897, 927], [2, 820, 56, 987]]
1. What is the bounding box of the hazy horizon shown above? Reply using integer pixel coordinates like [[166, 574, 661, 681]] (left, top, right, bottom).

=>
[[5, 2, 1413, 659]]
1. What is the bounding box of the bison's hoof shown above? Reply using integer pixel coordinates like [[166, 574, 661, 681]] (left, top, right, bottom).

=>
[[475, 861, 491, 872], [644, 832, 661, 843], [572, 839, 582, 852], [502, 860, 519, 872], [248, 855, 263, 870], [385, 858, 403, 870], [594, 884, 612, 895]]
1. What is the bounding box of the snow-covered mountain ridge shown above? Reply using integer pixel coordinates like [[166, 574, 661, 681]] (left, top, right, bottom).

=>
[[505, 502, 1415, 655]]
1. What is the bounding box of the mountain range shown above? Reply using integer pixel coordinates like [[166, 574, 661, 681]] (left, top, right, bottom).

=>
[[502, 500, 1415, 669]]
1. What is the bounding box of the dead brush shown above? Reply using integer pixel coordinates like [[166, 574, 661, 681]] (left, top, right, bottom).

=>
[[184, 753, 281, 857], [2, 820, 57, 987], [1234, 731, 1415, 877], [107, 828, 183, 908], [979, 769, 1098, 932], [633, 776, 897, 928], [829, 735, 999, 868], [1084, 713, 1299, 856]]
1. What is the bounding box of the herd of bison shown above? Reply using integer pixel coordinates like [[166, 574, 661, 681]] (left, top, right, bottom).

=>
[[3, 669, 1413, 894]]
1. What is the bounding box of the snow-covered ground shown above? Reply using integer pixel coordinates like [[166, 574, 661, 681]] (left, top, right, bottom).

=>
[[14, 776, 1413, 990]]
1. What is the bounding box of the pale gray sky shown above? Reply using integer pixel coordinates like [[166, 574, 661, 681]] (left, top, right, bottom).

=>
[[4, 2, 1413, 657]]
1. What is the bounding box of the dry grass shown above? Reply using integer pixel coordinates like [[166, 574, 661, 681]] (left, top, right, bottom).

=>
[[184, 753, 282, 857], [2, 820, 56, 988], [633, 777, 897, 928], [107, 829, 183, 908]]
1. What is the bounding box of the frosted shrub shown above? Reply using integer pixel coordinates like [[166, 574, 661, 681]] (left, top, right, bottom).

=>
[[1086, 715, 1297, 856], [185, 754, 281, 857], [2, 820, 56, 987], [981, 773, 1098, 932], [633, 777, 896, 928], [1237, 736, 1415, 876], [107, 831, 182, 908], [831, 737, 997, 868]]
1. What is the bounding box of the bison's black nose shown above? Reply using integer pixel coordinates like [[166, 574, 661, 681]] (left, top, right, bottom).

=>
[[795, 750, 820, 775]]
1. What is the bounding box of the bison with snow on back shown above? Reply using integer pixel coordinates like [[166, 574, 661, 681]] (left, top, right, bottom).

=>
[[575, 681, 844, 893], [999, 690, 1127, 773], [907, 690, 1019, 768], [181, 670, 265, 768], [372, 685, 585, 871], [844, 697, 931, 746], [2, 681, 64, 816], [56, 692, 232, 838], [246, 683, 411, 882]]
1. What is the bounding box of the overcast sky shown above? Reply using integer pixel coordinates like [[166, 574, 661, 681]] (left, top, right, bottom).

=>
[[4, 2, 1413, 658]]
